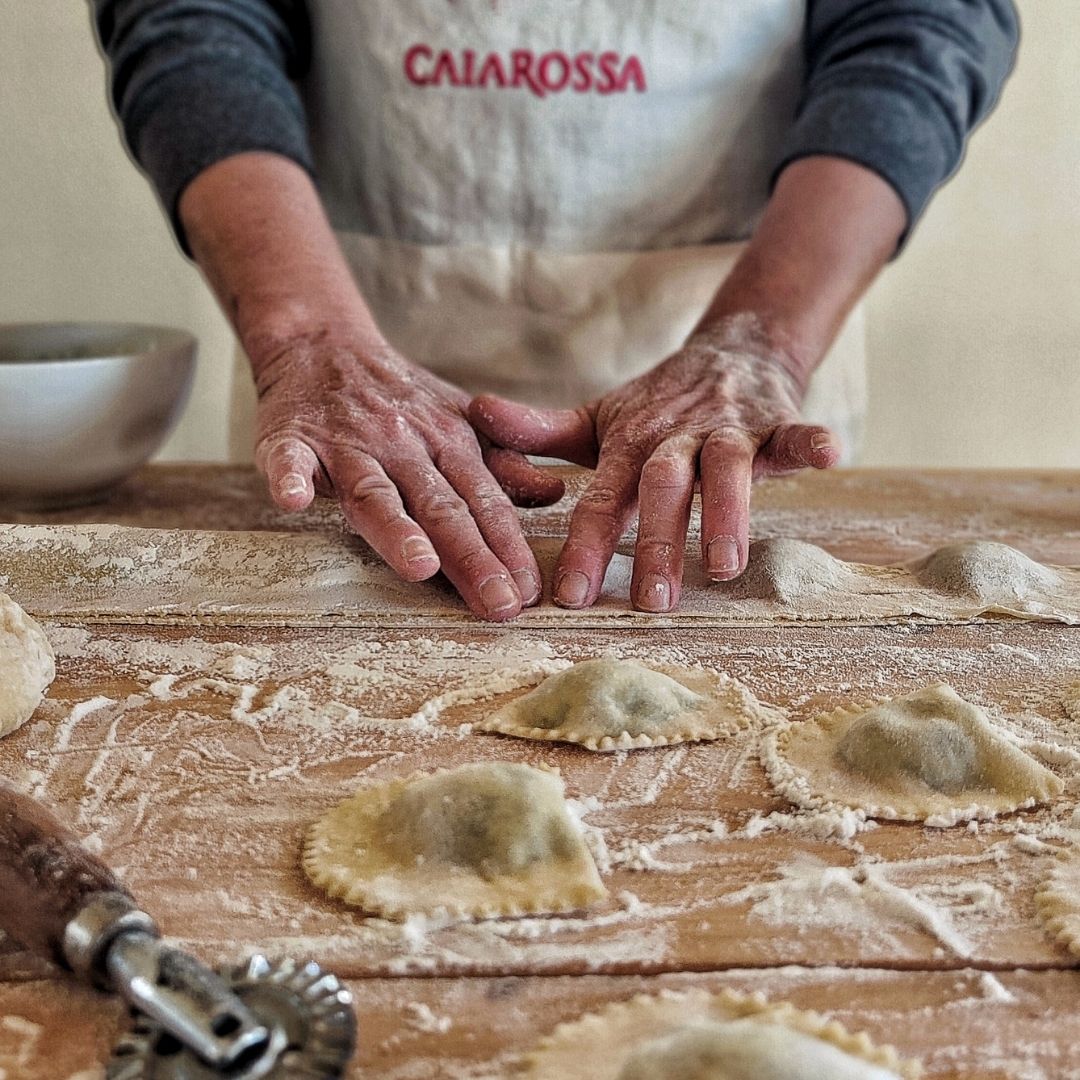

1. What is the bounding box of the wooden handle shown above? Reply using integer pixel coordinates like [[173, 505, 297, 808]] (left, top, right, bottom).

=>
[[0, 782, 130, 965]]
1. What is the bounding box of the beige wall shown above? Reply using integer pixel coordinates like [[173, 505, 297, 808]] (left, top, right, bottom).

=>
[[1, 2, 234, 462], [862, 1, 1080, 467], [2, 0, 1076, 467]]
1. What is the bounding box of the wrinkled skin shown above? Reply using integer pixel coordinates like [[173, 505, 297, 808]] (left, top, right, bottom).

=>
[[470, 318, 841, 612], [252, 331, 564, 621]]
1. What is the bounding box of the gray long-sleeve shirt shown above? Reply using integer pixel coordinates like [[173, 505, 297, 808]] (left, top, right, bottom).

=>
[[89, 0, 1019, 252]]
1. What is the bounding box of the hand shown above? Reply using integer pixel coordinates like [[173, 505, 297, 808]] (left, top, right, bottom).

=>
[[252, 331, 564, 620], [469, 316, 841, 612]]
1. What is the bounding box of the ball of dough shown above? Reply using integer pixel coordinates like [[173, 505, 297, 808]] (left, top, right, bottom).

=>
[[377, 762, 580, 880], [0, 592, 55, 738]]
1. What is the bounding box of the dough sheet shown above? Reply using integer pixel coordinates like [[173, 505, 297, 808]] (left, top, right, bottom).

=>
[[4, 525, 1080, 625]]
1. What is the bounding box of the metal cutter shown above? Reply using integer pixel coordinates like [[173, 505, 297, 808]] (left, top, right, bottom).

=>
[[0, 781, 356, 1078]]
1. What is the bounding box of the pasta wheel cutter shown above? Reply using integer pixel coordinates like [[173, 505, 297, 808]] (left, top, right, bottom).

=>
[[0, 781, 356, 1078]]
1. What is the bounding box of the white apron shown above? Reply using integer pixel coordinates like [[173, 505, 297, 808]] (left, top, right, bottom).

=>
[[228, 0, 867, 461]]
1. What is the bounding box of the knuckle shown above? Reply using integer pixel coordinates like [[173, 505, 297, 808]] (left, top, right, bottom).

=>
[[455, 545, 495, 578], [468, 482, 509, 517], [414, 490, 469, 527], [349, 472, 395, 507], [640, 454, 687, 492], [635, 538, 679, 565], [578, 483, 625, 517], [705, 428, 754, 459]]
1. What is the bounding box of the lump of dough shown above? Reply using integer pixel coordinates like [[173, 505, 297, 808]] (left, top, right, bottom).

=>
[[0, 592, 55, 738], [617, 1020, 903, 1080], [303, 762, 606, 920], [765, 683, 1063, 824], [718, 539, 851, 604], [520, 988, 919, 1080], [912, 541, 1059, 601], [477, 658, 777, 751]]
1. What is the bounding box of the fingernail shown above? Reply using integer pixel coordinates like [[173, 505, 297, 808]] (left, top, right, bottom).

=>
[[555, 570, 591, 608], [402, 536, 437, 566], [480, 574, 520, 616], [512, 569, 541, 606], [279, 472, 307, 498], [706, 537, 740, 578], [810, 432, 832, 451], [636, 573, 672, 613]]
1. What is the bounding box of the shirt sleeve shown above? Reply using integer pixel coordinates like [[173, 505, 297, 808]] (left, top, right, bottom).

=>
[[89, 0, 314, 253], [775, 0, 1020, 245]]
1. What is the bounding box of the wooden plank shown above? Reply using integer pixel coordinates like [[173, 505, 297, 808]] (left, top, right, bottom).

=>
[[2, 466, 1079, 1077], [1, 968, 1078, 1079], [0, 621, 1075, 980]]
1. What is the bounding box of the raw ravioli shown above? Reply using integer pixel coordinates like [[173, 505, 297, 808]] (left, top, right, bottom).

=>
[[520, 988, 919, 1079], [303, 762, 606, 920], [1035, 849, 1080, 959], [764, 684, 1063, 825], [477, 658, 776, 751]]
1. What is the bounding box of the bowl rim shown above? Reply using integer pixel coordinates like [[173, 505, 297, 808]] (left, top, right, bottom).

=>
[[0, 321, 197, 365]]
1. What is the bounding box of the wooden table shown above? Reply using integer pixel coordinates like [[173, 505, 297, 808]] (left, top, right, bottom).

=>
[[1, 466, 1078, 1079]]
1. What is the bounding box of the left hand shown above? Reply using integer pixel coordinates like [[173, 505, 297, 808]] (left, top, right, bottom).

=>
[[468, 316, 841, 612]]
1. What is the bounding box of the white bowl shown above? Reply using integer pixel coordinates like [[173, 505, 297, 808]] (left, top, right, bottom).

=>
[[0, 322, 196, 509]]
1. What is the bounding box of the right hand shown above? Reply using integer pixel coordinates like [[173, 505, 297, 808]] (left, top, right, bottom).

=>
[[250, 330, 564, 621]]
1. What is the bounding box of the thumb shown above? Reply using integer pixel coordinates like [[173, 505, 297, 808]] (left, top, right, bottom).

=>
[[468, 394, 599, 467], [256, 434, 325, 511], [756, 423, 842, 478]]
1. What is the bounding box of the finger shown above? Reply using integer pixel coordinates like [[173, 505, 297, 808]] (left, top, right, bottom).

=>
[[437, 446, 543, 607], [482, 444, 566, 507], [388, 455, 524, 621], [631, 440, 699, 613], [756, 423, 842, 477], [325, 450, 441, 582], [553, 448, 642, 608], [469, 395, 599, 466], [256, 435, 323, 512], [699, 430, 755, 581]]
